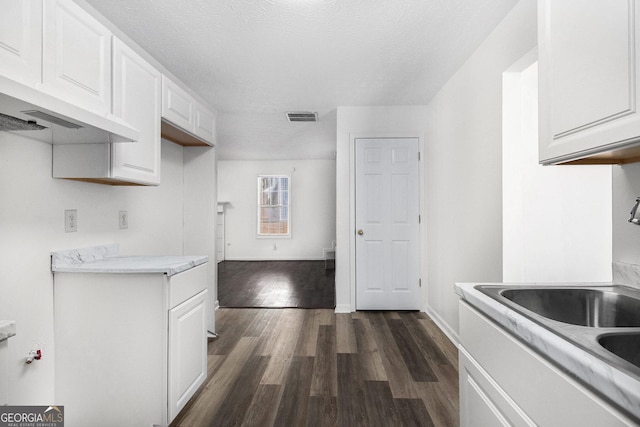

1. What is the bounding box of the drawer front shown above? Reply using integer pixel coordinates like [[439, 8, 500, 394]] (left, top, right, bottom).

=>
[[459, 301, 632, 426], [169, 263, 207, 308]]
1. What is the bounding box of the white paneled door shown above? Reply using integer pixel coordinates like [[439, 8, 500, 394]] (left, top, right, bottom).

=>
[[355, 138, 420, 310]]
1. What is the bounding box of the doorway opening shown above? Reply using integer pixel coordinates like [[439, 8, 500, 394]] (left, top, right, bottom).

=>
[[217, 261, 335, 308]]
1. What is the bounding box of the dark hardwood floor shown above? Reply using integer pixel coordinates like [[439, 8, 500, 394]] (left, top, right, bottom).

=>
[[172, 308, 459, 427], [218, 261, 335, 309]]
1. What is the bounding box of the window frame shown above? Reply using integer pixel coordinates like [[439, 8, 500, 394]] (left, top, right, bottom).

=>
[[256, 174, 291, 238]]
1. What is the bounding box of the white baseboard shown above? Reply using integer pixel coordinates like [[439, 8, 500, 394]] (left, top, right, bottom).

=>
[[424, 305, 459, 347], [334, 304, 353, 313], [223, 257, 325, 261]]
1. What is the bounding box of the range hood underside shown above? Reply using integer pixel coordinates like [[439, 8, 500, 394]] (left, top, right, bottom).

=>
[[0, 76, 139, 144]]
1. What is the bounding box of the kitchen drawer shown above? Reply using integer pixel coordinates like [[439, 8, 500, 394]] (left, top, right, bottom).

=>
[[168, 263, 207, 308], [459, 301, 632, 426]]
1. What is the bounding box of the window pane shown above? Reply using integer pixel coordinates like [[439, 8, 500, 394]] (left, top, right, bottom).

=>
[[258, 175, 290, 236]]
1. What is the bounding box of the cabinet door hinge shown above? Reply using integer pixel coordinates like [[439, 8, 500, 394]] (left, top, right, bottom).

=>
[[419, 278, 422, 287], [419, 214, 421, 224]]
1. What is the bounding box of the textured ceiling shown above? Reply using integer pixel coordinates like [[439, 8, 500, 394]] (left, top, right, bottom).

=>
[[84, 0, 519, 160]]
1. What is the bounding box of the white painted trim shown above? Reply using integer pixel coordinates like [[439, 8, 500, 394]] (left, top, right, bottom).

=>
[[334, 304, 352, 314], [223, 257, 326, 261], [418, 136, 428, 313], [425, 304, 460, 347], [256, 174, 292, 239]]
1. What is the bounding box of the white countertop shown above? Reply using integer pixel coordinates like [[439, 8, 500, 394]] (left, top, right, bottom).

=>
[[51, 244, 207, 276], [0, 320, 16, 342], [455, 282, 640, 422]]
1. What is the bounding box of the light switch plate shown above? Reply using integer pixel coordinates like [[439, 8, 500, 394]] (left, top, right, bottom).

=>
[[119, 211, 128, 230]]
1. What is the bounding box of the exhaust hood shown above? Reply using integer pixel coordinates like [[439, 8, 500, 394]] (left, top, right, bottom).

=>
[[0, 76, 139, 144]]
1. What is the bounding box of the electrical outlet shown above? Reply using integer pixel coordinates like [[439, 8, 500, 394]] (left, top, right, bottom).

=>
[[65, 209, 77, 233], [119, 211, 128, 230]]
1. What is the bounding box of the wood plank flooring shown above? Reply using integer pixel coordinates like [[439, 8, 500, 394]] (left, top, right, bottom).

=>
[[172, 309, 459, 427], [218, 261, 335, 308]]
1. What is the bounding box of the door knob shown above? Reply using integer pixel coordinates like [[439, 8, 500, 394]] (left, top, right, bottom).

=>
[[357, 229, 364, 235]]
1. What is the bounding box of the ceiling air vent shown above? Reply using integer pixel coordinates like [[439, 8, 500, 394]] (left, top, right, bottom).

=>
[[286, 111, 318, 122]]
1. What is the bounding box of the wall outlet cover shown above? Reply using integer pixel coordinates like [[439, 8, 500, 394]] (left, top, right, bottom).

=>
[[65, 209, 77, 233]]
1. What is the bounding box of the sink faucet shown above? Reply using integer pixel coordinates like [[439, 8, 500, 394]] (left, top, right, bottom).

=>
[[629, 197, 640, 225]]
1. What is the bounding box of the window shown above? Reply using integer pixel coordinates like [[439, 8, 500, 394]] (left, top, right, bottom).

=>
[[257, 175, 290, 237]]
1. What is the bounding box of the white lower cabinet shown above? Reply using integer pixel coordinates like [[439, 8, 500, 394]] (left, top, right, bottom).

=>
[[168, 289, 207, 421], [54, 264, 207, 427], [459, 301, 635, 427], [0, 340, 8, 406]]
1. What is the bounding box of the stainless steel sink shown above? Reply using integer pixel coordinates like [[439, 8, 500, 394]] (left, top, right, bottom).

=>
[[599, 332, 640, 369], [500, 287, 640, 327], [476, 285, 640, 380]]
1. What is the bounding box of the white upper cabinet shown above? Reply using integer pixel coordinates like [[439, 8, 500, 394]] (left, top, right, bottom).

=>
[[53, 37, 161, 186], [111, 38, 161, 185], [0, 1, 42, 86], [42, 0, 111, 116], [194, 103, 216, 143], [3, 0, 211, 184], [162, 76, 193, 132], [161, 75, 215, 146], [538, 0, 640, 164], [539, 0, 640, 165]]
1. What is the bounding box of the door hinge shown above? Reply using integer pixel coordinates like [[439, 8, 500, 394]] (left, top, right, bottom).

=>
[[419, 214, 421, 224], [418, 152, 421, 161], [419, 278, 422, 287]]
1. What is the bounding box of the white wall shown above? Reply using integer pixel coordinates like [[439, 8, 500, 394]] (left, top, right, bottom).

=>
[[424, 0, 537, 339], [183, 147, 218, 330], [335, 106, 428, 313], [217, 160, 336, 260], [0, 133, 215, 404], [503, 61, 612, 283], [613, 163, 640, 266]]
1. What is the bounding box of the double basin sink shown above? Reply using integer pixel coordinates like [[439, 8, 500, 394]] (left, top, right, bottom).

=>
[[477, 285, 640, 381]]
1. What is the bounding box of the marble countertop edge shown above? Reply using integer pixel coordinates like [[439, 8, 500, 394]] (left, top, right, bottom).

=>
[[51, 255, 208, 276], [0, 320, 16, 342], [455, 281, 640, 423], [51, 245, 208, 276]]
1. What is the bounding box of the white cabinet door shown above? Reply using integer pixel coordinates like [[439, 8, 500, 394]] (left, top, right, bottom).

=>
[[194, 102, 216, 144], [112, 38, 161, 185], [161, 74, 216, 146], [42, 0, 111, 115], [162, 75, 194, 131], [539, 0, 640, 164], [52, 37, 161, 186], [0, 0, 42, 86], [0, 340, 8, 406], [168, 290, 207, 421], [459, 348, 533, 427]]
